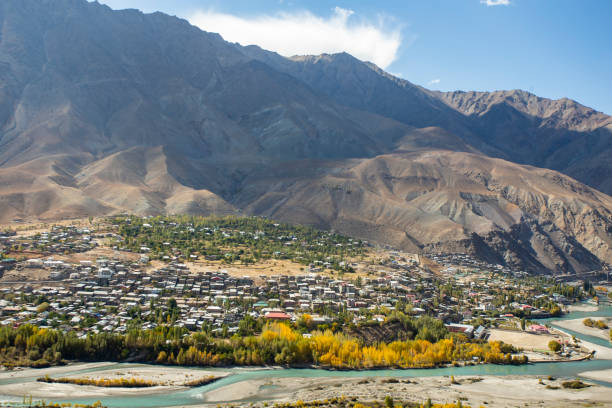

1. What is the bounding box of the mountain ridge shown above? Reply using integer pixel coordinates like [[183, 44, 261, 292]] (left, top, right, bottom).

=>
[[0, 0, 610, 274], [246, 49, 612, 195]]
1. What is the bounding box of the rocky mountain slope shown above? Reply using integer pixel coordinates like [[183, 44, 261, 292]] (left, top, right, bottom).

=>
[[436, 90, 612, 195], [244, 49, 612, 195], [235, 151, 612, 274], [0, 0, 610, 274]]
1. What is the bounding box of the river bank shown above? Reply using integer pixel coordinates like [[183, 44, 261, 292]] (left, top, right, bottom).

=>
[[196, 374, 612, 408], [579, 368, 612, 382], [1, 360, 612, 407], [567, 303, 599, 313], [0, 364, 229, 399], [0, 362, 115, 380], [554, 317, 612, 342], [578, 337, 612, 360], [486, 326, 597, 362]]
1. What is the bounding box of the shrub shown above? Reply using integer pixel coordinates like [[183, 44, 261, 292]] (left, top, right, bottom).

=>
[[548, 340, 562, 353], [595, 320, 608, 330], [37, 376, 157, 388], [561, 380, 590, 389], [582, 318, 608, 330], [183, 376, 219, 387]]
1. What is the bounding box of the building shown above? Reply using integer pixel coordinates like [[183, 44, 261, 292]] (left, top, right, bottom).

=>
[[264, 311, 291, 321]]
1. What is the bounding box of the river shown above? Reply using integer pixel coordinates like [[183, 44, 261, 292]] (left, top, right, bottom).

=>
[[2, 304, 611, 407]]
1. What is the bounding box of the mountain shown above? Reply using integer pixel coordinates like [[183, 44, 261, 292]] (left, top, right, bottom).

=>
[[0, 0, 415, 165], [236, 150, 612, 273], [0, 0, 611, 274], [240, 49, 484, 152], [242, 49, 612, 196], [436, 90, 612, 195]]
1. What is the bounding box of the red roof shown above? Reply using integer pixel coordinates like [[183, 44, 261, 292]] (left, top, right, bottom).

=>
[[264, 312, 291, 320]]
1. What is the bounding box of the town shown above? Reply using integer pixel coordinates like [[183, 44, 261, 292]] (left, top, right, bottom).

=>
[[1, 217, 607, 341]]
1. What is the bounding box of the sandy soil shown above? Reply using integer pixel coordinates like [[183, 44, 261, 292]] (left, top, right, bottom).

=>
[[0, 381, 183, 399], [567, 303, 599, 312], [554, 317, 612, 342], [2, 218, 92, 235], [2, 364, 612, 407], [579, 368, 612, 382], [0, 362, 115, 380], [59, 365, 228, 386], [0, 267, 50, 282], [5, 219, 115, 238], [0, 364, 228, 399], [488, 328, 568, 352], [150, 258, 374, 283], [198, 375, 612, 408], [57, 246, 141, 264], [579, 338, 612, 360]]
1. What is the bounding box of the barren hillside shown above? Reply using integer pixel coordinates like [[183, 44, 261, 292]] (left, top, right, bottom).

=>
[[0, 0, 611, 274]]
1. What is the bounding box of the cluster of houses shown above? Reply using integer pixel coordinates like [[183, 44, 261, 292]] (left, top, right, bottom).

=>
[[0, 256, 431, 334], [1, 222, 596, 341], [0, 247, 576, 340], [0, 226, 100, 277], [430, 253, 530, 278], [7, 225, 99, 253]]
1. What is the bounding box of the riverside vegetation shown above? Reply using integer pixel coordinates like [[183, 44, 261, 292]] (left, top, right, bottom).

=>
[[582, 318, 609, 330], [37, 375, 156, 388], [0, 314, 525, 369], [2, 396, 484, 408], [215, 396, 483, 408], [12, 398, 105, 408], [582, 318, 612, 341], [36, 374, 219, 388]]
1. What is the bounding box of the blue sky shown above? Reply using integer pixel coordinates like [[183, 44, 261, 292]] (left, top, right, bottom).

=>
[[96, 0, 612, 114]]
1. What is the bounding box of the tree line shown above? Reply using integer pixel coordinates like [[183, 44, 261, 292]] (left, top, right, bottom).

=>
[[0, 319, 525, 369]]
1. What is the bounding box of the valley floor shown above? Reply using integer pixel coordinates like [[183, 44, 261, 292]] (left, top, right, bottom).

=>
[[1, 363, 612, 407], [195, 374, 612, 408]]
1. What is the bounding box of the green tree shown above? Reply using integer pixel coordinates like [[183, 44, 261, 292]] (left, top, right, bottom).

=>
[[548, 340, 562, 353], [36, 302, 50, 313], [238, 315, 260, 336], [167, 297, 178, 310]]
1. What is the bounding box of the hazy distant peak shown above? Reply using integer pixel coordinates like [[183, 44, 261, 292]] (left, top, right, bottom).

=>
[[438, 89, 611, 131], [290, 51, 356, 62]]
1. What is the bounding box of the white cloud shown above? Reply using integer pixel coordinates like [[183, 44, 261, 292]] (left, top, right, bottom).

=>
[[189, 7, 402, 69], [480, 0, 510, 6], [428, 79, 441, 86]]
